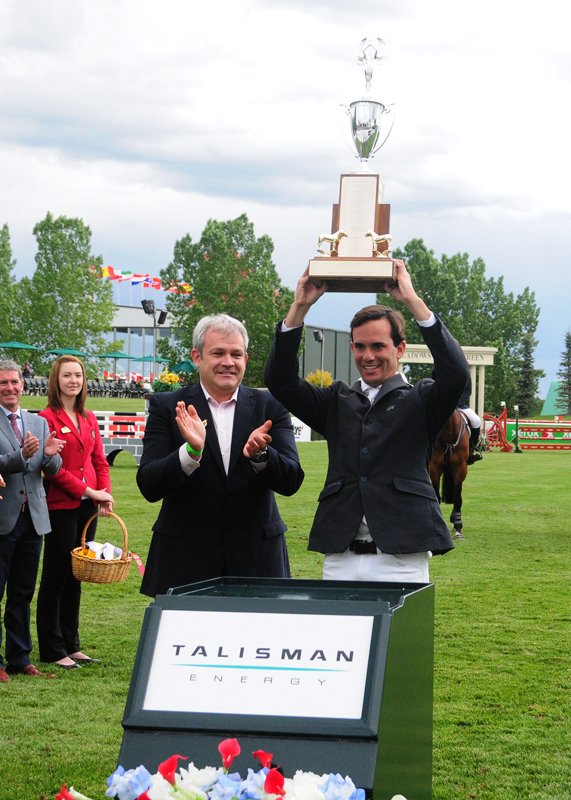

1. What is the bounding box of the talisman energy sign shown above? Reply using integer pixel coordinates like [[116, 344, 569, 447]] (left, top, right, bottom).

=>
[[142, 610, 373, 719]]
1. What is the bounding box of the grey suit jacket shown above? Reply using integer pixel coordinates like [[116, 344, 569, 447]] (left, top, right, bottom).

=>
[[0, 409, 62, 536]]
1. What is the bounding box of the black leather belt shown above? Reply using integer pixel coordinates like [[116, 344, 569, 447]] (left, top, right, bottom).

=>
[[348, 540, 378, 554]]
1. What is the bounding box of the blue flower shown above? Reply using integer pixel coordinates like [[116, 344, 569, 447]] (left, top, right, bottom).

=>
[[320, 773, 365, 800], [105, 764, 152, 800], [240, 767, 268, 799], [208, 772, 243, 800]]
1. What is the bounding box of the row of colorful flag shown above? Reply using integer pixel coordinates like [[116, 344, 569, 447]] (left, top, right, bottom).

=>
[[92, 265, 192, 294]]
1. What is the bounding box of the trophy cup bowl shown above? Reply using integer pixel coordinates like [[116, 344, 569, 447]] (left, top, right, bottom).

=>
[[349, 99, 393, 162]]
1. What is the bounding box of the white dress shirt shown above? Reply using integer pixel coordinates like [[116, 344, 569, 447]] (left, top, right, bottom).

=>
[[179, 385, 238, 475]]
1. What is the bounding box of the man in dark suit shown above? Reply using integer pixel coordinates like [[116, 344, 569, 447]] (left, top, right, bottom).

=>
[[137, 314, 304, 597], [0, 359, 63, 682], [264, 260, 470, 583]]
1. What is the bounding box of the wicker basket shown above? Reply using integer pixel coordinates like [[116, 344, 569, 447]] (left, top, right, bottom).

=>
[[70, 511, 132, 584]]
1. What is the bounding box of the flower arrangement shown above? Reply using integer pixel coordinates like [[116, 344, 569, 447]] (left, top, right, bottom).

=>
[[55, 738, 408, 800], [151, 371, 181, 393], [305, 369, 333, 388]]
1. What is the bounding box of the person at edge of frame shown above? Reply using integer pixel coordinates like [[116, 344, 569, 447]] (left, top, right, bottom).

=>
[[0, 359, 64, 682]]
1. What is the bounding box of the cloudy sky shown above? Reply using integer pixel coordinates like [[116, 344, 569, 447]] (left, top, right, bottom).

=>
[[1, 0, 569, 394]]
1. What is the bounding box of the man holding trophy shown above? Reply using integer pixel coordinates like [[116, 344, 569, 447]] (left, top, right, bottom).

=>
[[264, 39, 470, 582], [265, 260, 469, 582]]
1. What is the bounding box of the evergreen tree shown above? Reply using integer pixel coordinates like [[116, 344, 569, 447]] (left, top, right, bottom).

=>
[[556, 331, 571, 415], [159, 214, 293, 387], [515, 333, 544, 417]]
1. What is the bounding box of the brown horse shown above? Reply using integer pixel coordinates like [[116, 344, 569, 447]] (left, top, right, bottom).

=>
[[429, 410, 471, 539]]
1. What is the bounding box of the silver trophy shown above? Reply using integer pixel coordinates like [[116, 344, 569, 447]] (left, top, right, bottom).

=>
[[308, 38, 396, 292], [348, 38, 394, 163]]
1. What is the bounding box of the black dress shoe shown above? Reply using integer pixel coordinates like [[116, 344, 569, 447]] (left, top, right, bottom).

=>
[[57, 662, 82, 670], [72, 656, 100, 664]]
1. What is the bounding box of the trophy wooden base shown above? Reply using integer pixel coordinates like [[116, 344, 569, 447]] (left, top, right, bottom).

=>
[[308, 256, 396, 293]]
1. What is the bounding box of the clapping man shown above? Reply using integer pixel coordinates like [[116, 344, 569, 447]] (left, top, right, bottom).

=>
[[0, 360, 64, 682], [137, 314, 304, 596]]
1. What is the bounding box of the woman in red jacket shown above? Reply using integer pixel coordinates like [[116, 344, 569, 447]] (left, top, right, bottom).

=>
[[37, 356, 114, 669]]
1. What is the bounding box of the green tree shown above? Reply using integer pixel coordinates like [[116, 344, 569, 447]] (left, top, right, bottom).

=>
[[159, 214, 294, 387], [384, 239, 541, 411], [556, 331, 571, 415], [515, 333, 544, 417], [0, 223, 18, 342], [18, 213, 114, 374]]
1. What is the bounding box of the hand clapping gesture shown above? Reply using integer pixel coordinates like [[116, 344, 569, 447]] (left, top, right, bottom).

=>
[[243, 420, 273, 459], [175, 402, 207, 452], [43, 430, 66, 457]]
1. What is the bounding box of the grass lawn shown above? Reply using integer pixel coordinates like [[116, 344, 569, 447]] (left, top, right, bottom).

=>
[[1, 444, 570, 800], [21, 396, 146, 413]]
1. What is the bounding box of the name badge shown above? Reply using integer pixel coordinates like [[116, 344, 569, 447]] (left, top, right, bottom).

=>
[[60, 426, 72, 434]]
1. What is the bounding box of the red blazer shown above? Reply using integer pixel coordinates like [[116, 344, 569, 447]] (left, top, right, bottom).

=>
[[39, 407, 111, 511]]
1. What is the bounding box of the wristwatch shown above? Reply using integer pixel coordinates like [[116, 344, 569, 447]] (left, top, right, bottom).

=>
[[249, 447, 269, 463]]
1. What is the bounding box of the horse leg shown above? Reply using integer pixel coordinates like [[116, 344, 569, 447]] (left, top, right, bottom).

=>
[[449, 482, 464, 540]]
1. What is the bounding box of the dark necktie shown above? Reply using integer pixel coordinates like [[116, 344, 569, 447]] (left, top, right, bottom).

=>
[[9, 413, 24, 446]]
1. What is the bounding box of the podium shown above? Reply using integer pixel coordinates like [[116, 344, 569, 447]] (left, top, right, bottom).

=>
[[119, 578, 434, 800]]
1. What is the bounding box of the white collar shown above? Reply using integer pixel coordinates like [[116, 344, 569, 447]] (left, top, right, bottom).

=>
[[199, 383, 240, 407], [0, 405, 21, 417], [359, 372, 408, 394]]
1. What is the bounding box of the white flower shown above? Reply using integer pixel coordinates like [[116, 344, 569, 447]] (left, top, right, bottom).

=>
[[66, 789, 94, 800], [145, 770, 209, 799], [178, 763, 222, 794], [145, 772, 177, 800], [283, 769, 327, 800]]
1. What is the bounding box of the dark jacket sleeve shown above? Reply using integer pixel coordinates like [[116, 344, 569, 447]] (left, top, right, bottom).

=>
[[136, 392, 191, 503], [419, 315, 471, 436], [264, 322, 336, 436], [257, 393, 304, 497]]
